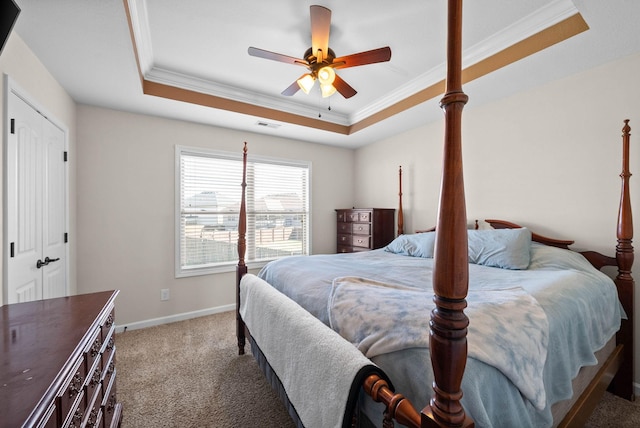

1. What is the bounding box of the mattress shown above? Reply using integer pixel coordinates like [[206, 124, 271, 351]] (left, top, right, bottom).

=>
[[257, 241, 622, 427]]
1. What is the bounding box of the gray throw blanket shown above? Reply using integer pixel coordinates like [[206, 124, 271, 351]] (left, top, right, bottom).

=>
[[240, 274, 391, 428]]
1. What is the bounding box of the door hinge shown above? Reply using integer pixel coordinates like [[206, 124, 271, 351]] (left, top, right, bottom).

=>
[[10, 119, 15, 134], [64, 151, 68, 162], [10, 242, 15, 258], [64, 233, 68, 243]]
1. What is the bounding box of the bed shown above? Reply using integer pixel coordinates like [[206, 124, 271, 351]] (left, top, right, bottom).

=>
[[234, 1, 635, 427]]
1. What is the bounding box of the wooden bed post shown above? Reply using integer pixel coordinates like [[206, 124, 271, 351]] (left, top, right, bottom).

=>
[[236, 142, 248, 355], [423, 0, 474, 427], [611, 120, 635, 400], [398, 166, 404, 236]]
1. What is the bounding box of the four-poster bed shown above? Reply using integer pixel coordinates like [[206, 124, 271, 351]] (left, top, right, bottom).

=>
[[234, 1, 634, 427]]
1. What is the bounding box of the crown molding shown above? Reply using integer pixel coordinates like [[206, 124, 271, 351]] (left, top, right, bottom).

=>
[[351, 0, 579, 124], [145, 66, 350, 125], [126, 0, 581, 130], [128, 0, 154, 76]]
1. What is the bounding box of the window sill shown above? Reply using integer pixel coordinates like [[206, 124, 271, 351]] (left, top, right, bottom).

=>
[[175, 260, 270, 278]]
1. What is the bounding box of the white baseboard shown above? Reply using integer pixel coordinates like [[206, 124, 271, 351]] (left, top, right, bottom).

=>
[[114, 304, 235, 333]]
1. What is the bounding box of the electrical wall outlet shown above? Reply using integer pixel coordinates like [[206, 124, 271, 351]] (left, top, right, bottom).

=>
[[160, 288, 170, 301]]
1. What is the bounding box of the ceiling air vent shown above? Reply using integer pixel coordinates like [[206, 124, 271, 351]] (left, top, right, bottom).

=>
[[255, 121, 281, 129]]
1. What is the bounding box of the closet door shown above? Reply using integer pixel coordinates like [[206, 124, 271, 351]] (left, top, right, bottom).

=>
[[41, 116, 67, 299], [4, 89, 67, 303]]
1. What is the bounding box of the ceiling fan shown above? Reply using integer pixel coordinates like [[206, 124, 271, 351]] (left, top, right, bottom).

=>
[[248, 5, 392, 99]]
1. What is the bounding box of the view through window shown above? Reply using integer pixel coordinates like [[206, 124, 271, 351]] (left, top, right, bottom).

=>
[[176, 146, 310, 276]]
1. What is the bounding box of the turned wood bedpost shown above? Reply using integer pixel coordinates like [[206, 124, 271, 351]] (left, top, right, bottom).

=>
[[398, 166, 404, 236], [236, 142, 248, 355], [423, 1, 473, 427], [611, 120, 635, 400]]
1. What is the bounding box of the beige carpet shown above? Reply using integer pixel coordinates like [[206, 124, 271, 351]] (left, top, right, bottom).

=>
[[116, 311, 639, 427]]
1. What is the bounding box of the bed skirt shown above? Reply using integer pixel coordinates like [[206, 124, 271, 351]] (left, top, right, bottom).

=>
[[250, 338, 305, 428]]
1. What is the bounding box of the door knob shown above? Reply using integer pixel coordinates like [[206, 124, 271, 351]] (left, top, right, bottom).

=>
[[36, 257, 61, 269]]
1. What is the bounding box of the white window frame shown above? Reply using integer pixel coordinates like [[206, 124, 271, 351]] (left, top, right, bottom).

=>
[[175, 145, 311, 277]]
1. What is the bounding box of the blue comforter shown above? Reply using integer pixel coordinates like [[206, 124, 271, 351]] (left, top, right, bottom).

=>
[[258, 243, 621, 427]]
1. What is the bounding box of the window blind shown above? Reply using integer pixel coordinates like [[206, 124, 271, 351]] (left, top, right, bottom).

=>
[[176, 147, 310, 277]]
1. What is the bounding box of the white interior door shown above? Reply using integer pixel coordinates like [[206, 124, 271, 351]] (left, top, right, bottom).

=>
[[41, 114, 67, 299], [4, 85, 68, 303]]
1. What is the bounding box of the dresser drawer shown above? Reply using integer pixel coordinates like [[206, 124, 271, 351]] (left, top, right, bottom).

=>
[[102, 351, 116, 397], [41, 404, 57, 428], [85, 357, 103, 416], [85, 329, 103, 376], [61, 390, 85, 428], [101, 311, 115, 343], [337, 234, 351, 246], [58, 358, 86, 426], [337, 222, 351, 234], [358, 211, 372, 222], [346, 212, 360, 222], [352, 235, 370, 248], [102, 372, 118, 428], [82, 389, 102, 428], [339, 222, 371, 235], [351, 223, 370, 235]]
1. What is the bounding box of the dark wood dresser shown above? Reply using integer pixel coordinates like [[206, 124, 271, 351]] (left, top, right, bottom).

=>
[[336, 208, 395, 253], [0, 290, 123, 428]]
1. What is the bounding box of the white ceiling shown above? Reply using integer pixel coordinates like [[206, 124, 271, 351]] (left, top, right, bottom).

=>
[[11, 0, 640, 148]]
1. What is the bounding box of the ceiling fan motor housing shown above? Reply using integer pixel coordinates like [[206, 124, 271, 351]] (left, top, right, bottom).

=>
[[304, 47, 336, 70]]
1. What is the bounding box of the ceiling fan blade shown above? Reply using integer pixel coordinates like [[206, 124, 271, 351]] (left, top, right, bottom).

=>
[[333, 46, 392, 69], [310, 5, 331, 59], [333, 74, 357, 99], [248, 47, 307, 66], [281, 76, 305, 96]]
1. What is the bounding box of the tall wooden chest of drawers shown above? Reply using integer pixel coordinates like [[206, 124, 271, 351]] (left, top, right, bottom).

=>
[[336, 208, 395, 253], [0, 290, 123, 428]]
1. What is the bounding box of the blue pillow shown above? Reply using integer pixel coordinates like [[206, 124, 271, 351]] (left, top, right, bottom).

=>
[[467, 228, 532, 270], [384, 232, 436, 258], [385, 228, 532, 269]]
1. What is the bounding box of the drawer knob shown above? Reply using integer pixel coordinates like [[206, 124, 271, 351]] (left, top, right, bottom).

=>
[[87, 408, 99, 427], [90, 338, 101, 357], [70, 407, 83, 428], [69, 372, 83, 398], [106, 393, 117, 413], [91, 368, 102, 385]]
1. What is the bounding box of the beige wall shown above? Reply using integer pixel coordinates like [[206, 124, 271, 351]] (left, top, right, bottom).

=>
[[0, 33, 77, 307], [75, 105, 355, 327], [3, 23, 639, 389], [355, 52, 640, 388]]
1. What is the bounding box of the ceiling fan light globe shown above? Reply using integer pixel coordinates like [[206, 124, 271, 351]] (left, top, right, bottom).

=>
[[317, 66, 336, 85], [297, 74, 315, 94], [320, 83, 336, 98]]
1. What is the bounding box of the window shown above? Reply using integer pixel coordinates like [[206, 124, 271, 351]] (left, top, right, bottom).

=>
[[175, 146, 310, 277]]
